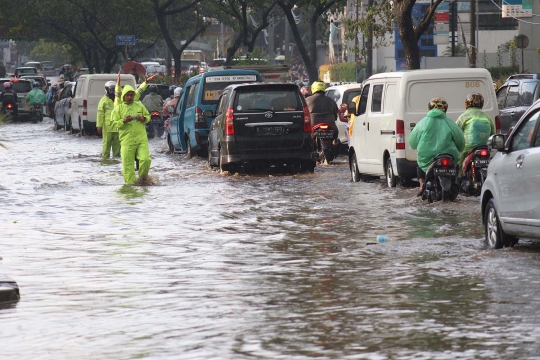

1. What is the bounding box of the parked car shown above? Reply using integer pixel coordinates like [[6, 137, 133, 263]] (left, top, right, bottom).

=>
[[41, 61, 56, 76], [25, 61, 43, 72], [141, 62, 166, 75], [481, 98, 540, 248], [20, 75, 48, 92], [54, 81, 76, 131], [325, 83, 362, 147], [70, 74, 137, 135], [347, 68, 500, 187], [496, 73, 540, 134], [0, 78, 33, 119], [206, 82, 316, 173], [14, 67, 38, 78], [167, 69, 263, 157]]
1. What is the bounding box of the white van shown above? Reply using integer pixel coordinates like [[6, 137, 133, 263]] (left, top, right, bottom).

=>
[[348, 68, 500, 187], [70, 74, 136, 135]]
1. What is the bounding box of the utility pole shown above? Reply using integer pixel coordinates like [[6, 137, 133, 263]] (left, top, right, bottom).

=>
[[354, 0, 359, 57], [269, 16, 275, 60], [220, 22, 225, 57], [366, 0, 374, 78], [285, 15, 290, 59], [469, 0, 476, 67], [166, 15, 172, 77], [450, 0, 456, 57]]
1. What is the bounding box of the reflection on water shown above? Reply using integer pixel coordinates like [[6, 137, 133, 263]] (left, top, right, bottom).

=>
[[1, 119, 540, 359]]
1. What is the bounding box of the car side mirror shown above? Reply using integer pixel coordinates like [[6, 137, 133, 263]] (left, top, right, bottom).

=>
[[488, 134, 506, 151], [203, 109, 214, 118], [168, 105, 174, 114], [347, 101, 356, 116]]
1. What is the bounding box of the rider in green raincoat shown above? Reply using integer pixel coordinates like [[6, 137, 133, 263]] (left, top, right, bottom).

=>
[[110, 85, 151, 184], [409, 97, 465, 195], [455, 93, 496, 169], [25, 82, 46, 107], [97, 81, 120, 159]]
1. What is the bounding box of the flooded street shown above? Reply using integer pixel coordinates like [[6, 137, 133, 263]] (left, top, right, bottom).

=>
[[1, 118, 540, 359]]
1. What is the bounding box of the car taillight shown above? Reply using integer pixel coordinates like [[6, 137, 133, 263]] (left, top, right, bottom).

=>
[[225, 108, 235, 135], [83, 99, 87, 116], [303, 106, 311, 132], [396, 119, 405, 149], [495, 115, 501, 134], [195, 106, 206, 129], [480, 149, 489, 157]]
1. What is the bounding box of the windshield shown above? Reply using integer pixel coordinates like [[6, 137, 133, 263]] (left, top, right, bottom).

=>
[[234, 86, 303, 112], [0, 80, 32, 93]]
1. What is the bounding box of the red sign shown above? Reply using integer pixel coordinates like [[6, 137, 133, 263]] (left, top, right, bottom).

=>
[[435, 12, 449, 22]]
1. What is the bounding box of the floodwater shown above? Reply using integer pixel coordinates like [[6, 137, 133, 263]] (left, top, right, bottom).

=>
[[1, 119, 540, 359]]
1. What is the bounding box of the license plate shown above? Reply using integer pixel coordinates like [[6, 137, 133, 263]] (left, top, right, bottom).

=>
[[256, 126, 283, 136], [316, 131, 334, 139], [151, 117, 162, 123], [434, 168, 456, 176], [474, 159, 489, 166]]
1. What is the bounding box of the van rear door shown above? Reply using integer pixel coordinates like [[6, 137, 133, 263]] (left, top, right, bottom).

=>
[[232, 85, 306, 151]]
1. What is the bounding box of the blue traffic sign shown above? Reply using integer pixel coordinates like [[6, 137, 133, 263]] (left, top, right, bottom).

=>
[[116, 35, 136, 46]]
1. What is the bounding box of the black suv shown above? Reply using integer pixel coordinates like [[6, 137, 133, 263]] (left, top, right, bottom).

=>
[[206, 83, 316, 173], [496, 73, 540, 133]]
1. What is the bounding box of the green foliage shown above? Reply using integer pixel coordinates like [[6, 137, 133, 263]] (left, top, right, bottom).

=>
[[442, 43, 467, 57], [29, 40, 74, 66], [486, 65, 519, 82], [328, 62, 364, 82], [482, 50, 488, 68], [497, 46, 503, 68]]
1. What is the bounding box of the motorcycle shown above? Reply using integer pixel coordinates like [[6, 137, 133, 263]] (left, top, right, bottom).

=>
[[146, 111, 163, 139], [459, 145, 490, 196], [312, 123, 338, 163], [422, 153, 459, 203], [2, 100, 17, 121], [30, 104, 44, 123]]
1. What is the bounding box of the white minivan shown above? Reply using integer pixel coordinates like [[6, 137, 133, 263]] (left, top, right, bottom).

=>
[[70, 74, 137, 135], [348, 68, 500, 187]]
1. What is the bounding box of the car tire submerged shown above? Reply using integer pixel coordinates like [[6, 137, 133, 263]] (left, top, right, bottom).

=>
[[350, 152, 360, 182], [484, 198, 519, 249], [386, 158, 397, 188]]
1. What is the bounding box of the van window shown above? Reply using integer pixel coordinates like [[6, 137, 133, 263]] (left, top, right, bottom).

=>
[[384, 84, 397, 114], [358, 84, 370, 115], [496, 86, 508, 109], [408, 80, 490, 111], [519, 82, 536, 107], [9, 81, 32, 93], [76, 80, 83, 96], [186, 83, 198, 108], [343, 89, 362, 104], [371, 85, 383, 112], [202, 74, 259, 105]]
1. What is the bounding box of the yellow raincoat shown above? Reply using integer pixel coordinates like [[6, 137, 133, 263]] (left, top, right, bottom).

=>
[[97, 94, 120, 158]]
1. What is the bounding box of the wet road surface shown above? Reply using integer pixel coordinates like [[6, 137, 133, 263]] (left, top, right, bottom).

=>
[[1, 118, 540, 359]]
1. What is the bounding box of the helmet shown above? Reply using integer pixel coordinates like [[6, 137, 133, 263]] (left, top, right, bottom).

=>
[[51, 82, 58, 89], [149, 85, 158, 93], [105, 81, 116, 90], [428, 97, 449, 113], [311, 81, 326, 94], [3, 81, 12, 90], [465, 93, 484, 109], [173, 87, 182, 97], [33, 81, 40, 88], [300, 86, 311, 97], [169, 85, 177, 96]]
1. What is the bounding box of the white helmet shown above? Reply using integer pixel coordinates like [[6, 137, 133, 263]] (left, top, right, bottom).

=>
[[105, 81, 116, 90], [174, 87, 182, 97]]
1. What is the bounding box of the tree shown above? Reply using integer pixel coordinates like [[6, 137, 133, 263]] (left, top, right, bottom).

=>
[[442, 43, 467, 57], [277, 0, 346, 83]]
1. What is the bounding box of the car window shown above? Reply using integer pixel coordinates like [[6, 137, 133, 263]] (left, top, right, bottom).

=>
[[326, 90, 339, 102], [186, 83, 198, 108], [505, 85, 519, 108], [11, 81, 32, 93], [383, 84, 397, 114], [496, 86, 508, 109], [510, 110, 539, 151], [343, 89, 362, 104], [358, 84, 370, 116], [235, 86, 302, 112], [201, 74, 259, 105], [371, 84, 383, 113], [217, 92, 228, 115], [519, 82, 537, 107]]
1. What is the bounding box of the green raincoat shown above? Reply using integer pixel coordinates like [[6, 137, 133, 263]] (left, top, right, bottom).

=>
[[97, 94, 120, 159], [114, 81, 148, 107], [110, 85, 151, 184], [409, 108, 465, 172], [25, 88, 46, 106], [455, 107, 495, 167]]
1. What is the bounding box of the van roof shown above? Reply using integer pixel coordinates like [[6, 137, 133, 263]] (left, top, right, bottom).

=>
[[77, 74, 136, 80], [368, 68, 491, 81]]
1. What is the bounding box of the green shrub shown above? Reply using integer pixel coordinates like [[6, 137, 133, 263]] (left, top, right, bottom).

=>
[[329, 62, 365, 83], [486, 65, 519, 83]]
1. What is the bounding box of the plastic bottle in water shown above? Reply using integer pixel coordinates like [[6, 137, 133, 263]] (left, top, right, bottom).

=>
[[377, 235, 388, 243]]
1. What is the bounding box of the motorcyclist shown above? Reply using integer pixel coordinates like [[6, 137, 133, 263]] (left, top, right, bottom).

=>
[[306, 80, 339, 141], [162, 86, 182, 138], [47, 82, 59, 117], [96, 81, 120, 159], [26, 81, 46, 108], [455, 93, 496, 169], [110, 85, 151, 184], [300, 86, 311, 98], [166, 85, 177, 102], [0, 82, 18, 119], [409, 97, 465, 196], [141, 84, 164, 114]]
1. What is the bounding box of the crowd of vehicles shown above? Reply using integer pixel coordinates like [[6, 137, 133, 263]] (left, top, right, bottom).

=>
[[8, 63, 537, 247]]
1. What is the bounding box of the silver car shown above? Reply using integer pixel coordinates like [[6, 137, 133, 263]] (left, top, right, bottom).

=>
[[481, 98, 540, 248]]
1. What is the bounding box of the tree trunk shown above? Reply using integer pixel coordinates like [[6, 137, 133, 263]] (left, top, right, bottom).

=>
[[395, 2, 420, 70], [226, 33, 243, 65]]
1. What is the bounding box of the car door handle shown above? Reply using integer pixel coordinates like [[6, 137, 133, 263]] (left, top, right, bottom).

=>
[[516, 154, 524, 168]]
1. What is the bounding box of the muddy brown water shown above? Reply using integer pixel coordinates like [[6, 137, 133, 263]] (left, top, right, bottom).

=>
[[1, 119, 540, 359]]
